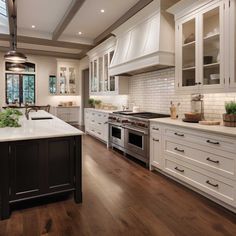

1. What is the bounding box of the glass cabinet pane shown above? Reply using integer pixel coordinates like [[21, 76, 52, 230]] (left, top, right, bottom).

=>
[[203, 7, 220, 85], [98, 57, 103, 92], [49, 75, 57, 94], [182, 18, 196, 87], [94, 60, 98, 92], [104, 54, 108, 92], [109, 51, 115, 91]]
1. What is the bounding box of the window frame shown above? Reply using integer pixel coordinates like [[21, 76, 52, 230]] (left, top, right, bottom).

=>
[[5, 73, 36, 105]]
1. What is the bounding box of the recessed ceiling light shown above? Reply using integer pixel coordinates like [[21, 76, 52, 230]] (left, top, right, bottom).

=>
[[31, 25, 36, 29], [78, 31, 82, 35], [100, 9, 105, 13]]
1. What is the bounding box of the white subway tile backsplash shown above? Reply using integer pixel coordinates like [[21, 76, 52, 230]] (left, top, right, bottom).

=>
[[128, 68, 236, 120]]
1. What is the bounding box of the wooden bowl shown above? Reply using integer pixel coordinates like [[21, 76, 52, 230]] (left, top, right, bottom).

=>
[[184, 112, 202, 121]]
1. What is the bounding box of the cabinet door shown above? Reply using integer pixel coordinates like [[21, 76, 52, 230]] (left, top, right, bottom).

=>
[[9, 140, 45, 201], [200, 2, 225, 89], [69, 108, 79, 123], [104, 53, 109, 92], [229, 0, 236, 88], [98, 56, 104, 92], [47, 137, 75, 192], [90, 59, 98, 93], [108, 50, 116, 92], [150, 134, 162, 169], [178, 16, 198, 89]]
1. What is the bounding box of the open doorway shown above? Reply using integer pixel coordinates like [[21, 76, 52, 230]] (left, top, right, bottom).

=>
[[80, 68, 89, 126]]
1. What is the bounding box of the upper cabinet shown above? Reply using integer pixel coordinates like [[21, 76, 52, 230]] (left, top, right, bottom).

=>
[[87, 37, 128, 96], [49, 59, 79, 96], [168, 0, 235, 93]]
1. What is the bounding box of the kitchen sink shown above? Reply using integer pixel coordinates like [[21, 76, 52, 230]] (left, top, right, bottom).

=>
[[31, 117, 53, 120]]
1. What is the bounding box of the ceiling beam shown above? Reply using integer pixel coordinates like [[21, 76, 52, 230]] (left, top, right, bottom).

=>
[[0, 34, 93, 50], [52, 0, 86, 41], [6, 0, 15, 48], [0, 46, 82, 60], [94, 0, 154, 45]]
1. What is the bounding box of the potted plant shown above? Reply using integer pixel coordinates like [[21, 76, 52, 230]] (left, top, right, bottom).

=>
[[223, 101, 236, 127], [88, 98, 95, 108], [94, 100, 102, 109]]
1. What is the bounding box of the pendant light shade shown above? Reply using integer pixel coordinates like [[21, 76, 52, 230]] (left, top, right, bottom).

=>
[[4, 0, 27, 64], [8, 63, 26, 72], [4, 50, 27, 63]]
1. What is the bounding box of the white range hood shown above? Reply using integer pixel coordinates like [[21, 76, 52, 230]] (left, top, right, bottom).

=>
[[109, 0, 176, 76]]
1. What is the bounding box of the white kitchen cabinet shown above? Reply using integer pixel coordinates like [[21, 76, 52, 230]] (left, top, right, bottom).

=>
[[150, 120, 236, 212], [55, 107, 80, 124], [84, 109, 109, 144], [150, 124, 162, 170], [229, 0, 236, 88], [168, 0, 234, 93], [87, 37, 129, 96], [56, 59, 79, 95]]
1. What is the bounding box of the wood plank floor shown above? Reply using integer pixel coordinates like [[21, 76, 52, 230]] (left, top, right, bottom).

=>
[[1, 134, 236, 236]]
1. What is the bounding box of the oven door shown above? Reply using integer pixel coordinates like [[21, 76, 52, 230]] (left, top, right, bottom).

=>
[[124, 127, 148, 159], [109, 124, 124, 148]]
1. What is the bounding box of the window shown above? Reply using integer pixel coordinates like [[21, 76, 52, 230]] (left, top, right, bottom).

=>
[[6, 74, 35, 105], [5, 62, 36, 105], [0, 0, 7, 17]]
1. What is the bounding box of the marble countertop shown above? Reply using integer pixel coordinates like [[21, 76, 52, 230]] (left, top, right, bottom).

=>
[[0, 110, 83, 142], [84, 108, 119, 113], [150, 118, 236, 137]]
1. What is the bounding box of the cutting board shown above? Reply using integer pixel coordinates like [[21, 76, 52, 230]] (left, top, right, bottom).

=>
[[199, 120, 221, 125]]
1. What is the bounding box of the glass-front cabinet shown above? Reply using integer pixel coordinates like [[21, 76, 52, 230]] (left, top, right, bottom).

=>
[[174, 0, 231, 92], [89, 49, 116, 95], [88, 37, 128, 95]]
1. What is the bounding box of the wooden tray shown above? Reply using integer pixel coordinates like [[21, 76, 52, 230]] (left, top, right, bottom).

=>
[[199, 120, 221, 126]]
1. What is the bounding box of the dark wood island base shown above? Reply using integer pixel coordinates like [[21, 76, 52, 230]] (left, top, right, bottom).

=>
[[0, 136, 82, 220]]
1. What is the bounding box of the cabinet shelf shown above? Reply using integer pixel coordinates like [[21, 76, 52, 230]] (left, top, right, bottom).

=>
[[204, 33, 220, 41], [203, 62, 220, 68], [182, 66, 195, 71], [182, 41, 196, 47]]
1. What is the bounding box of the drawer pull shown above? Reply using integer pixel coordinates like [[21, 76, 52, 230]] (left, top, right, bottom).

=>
[[98, 132, 101, 135], [104, 122, 108, 124], [98, 122, 102, 125], [152, 127, 159, 131], [174, 132, 184, 137], [153, 138, 159, 142], [175, 167, 185, 173], [206, 140, 220, 145], [206, 157, 219, 164], [206, 180, 219, 188], [174, 147, 185, 153]]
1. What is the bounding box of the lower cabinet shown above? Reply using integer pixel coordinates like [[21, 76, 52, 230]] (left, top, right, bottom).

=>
[[0, 136, 82, 220], [85, 109, 109, 144], [55, 107, 80, 124], [150, 121, 236, 212]]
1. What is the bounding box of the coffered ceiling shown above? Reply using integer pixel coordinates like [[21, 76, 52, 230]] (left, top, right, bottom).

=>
[[0, 0, 154, 59]]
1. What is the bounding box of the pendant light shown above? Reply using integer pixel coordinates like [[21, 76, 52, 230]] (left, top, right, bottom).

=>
[[8, 63, 25, 72], [4, 0, 27, 64]]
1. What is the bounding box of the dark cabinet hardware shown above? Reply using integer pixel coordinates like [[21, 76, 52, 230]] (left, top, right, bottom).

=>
[[174, 132, 184, 137], [98, 123, 102, 125], [175, 167, 185, 173], [206, 140, 220, 145], [152, 127, 159, 131], [174, 147, 185, 153], [206, 157, 219, 164], [206, 180, 219, 188], [153, 138, 159, 142]]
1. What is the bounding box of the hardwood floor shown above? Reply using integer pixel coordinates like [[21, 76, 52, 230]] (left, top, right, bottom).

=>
[[1, 134, 236, 236]]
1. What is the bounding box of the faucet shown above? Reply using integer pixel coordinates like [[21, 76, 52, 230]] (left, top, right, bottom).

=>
[[25, 107, 39, 120]]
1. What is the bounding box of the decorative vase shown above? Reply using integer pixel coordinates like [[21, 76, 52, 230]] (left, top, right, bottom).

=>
[[223, 113, 236, 127]]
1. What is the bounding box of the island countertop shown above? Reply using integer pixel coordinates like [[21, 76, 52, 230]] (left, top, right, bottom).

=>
[[0, 110, 83, 142]]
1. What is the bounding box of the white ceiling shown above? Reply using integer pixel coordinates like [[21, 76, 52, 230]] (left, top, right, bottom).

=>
[[62, 0, 140, 40], [16, 0, 139, 44], [17, 0, 73, 33]]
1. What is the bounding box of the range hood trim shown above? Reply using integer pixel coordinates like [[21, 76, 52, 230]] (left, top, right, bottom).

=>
[[109, 0, 175, 76]]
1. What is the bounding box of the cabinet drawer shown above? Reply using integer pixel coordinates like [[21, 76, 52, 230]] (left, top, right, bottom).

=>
[[164, 127, 236, 153], [164, 158, 235, 206], [150, 124, 161, 135], [164, 140, 235, 180]]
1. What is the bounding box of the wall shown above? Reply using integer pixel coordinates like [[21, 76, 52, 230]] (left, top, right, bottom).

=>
[[128, 68, 236, 119], [0, 53, 81, 109]]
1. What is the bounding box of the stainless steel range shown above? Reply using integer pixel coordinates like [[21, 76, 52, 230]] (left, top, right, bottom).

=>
[[108, 111, 169, 167]]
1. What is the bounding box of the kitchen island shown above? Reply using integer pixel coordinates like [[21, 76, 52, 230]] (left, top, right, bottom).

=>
[[0, 110, 83, 220]]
